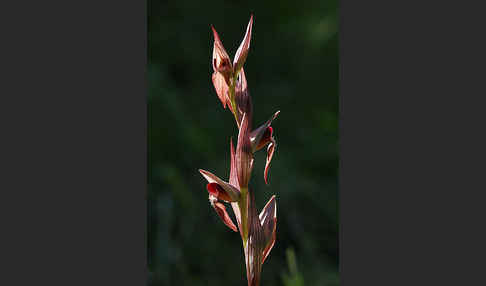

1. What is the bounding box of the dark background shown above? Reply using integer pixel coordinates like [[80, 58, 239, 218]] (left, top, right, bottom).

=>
[[148, 1, 338, 285]]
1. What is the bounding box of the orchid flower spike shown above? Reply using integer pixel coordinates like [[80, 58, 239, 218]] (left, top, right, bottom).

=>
[[198, 15, 280, 286]]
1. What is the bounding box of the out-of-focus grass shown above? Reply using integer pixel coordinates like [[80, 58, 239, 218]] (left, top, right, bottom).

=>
[[282, 248, 305, 286]]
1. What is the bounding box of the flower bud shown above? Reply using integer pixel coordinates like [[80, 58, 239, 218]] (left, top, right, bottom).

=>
[[211, 26, 233, 80]]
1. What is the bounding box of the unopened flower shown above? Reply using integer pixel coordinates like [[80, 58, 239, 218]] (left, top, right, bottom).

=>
[[211, 26, 232, 110], [211, 15, 253, 118]]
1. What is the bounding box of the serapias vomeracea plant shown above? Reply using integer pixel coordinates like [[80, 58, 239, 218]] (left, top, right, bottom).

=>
[[198, 15, 280, 286]]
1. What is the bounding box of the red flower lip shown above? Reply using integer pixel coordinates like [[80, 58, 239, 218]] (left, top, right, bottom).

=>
[[199, 169, 240, 233], [199, 169, 241, 202]]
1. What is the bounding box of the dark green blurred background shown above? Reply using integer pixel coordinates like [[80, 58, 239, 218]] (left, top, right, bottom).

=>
[[148, 1, 338, 285]]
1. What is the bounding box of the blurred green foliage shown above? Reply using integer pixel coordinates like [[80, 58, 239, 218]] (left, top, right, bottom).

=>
[[282, 248, 305, 286], [148, 0, 338, 285]]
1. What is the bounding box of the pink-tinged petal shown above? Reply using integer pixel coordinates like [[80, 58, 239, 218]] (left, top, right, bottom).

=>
[[264, 139, 276, 185], [259, 195, 277, 264], [233, 15, 253, 74], [207, 183, 232, 202], [211, 72, 230, 109], [212, 201, 238, 232], [250, 110, 280, 152], [199, 169, 240, 202], [236, 113, 254, 188], [211, 25, 233, 82]]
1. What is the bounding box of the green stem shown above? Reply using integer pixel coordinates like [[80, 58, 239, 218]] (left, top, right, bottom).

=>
[[239, 186, 248, 246]]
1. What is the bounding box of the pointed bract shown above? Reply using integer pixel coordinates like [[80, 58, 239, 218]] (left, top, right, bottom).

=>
[[235, 68, 253, 126], [259, 195, 277, 264], [229, 138, 239, 189], [233, 15, 253, 74], [229, 138, 243, 230], [236, 113, 254, 188], [245, 191, 264, 286]]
